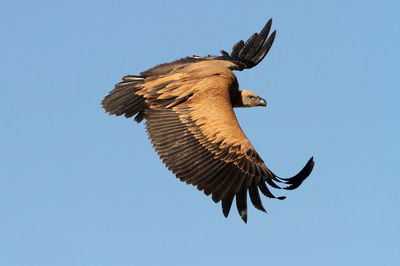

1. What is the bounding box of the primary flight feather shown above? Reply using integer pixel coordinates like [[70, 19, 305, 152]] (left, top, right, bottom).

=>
[[102, 19, 314, 223]]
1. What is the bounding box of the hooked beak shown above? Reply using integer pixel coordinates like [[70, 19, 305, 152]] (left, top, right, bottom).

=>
[[257, 97, 267, 107]]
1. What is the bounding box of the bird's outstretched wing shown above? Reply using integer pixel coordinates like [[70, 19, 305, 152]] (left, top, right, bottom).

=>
[[218, 18, 276, 70], [102, 60, 314, 223], [139, 19, 276, 78]]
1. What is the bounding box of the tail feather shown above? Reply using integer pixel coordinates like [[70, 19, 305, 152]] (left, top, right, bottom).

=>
[[102, 76, 147, 122]]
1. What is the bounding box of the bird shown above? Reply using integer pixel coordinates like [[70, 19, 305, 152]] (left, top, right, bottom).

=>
[[102, 19, 314, 223]]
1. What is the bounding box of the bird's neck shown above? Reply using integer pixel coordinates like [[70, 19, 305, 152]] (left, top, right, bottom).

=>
[[232, 91, 245, 108]]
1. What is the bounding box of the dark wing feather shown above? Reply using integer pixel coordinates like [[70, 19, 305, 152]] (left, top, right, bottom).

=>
[[236, 184, 248, 223], [249, 181, 266, 213], [222, 194, 235, 217], [144, 19, 277, 73], [231, 40, 245, 59], [125, 19, 276, 80], [219, 18, 277, 70]]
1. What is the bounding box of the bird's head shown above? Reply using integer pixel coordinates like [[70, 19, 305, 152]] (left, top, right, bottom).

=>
[[239, 90, 267, 107]]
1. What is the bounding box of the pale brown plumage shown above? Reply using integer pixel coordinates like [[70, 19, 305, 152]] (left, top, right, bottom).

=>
[[102, 19, 314, 223]]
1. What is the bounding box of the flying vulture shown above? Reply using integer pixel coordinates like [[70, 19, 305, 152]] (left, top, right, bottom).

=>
[[102, 19, 314, 223]]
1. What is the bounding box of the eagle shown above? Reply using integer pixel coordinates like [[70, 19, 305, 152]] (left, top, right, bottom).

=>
[[102, 19, 314, 223]]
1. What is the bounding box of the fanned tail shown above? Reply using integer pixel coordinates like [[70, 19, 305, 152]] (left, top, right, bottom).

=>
[[102, 75, 147, 122]]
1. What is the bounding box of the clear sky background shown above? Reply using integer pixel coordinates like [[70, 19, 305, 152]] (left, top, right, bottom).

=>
[[1, 1, 399, 265]]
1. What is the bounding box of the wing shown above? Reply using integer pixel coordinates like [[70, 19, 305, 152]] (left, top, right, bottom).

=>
[[103, 60, 314, 223], [218, 18, 277, 70], [137, 18, 276, 78]]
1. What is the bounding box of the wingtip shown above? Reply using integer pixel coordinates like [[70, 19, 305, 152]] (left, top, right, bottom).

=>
[[266, 18, 272, 28], [240, 211, 248, 223], [284, 157, 315, 190], [270, 156, 314, 191], [270, 29, 277, 40], [250, 29, 276, 68], [258, 205, 267, 213], [221, 195, 234, 218], [307, 156, 315, 171]]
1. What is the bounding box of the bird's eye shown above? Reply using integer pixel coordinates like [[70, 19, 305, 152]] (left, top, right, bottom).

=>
[[247, 95, 255, 99]]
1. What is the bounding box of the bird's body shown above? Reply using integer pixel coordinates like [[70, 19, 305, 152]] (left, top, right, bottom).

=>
[[102, 19, 314, 222]]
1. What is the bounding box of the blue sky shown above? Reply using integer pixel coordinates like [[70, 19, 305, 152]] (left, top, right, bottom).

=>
[[1, 0, 399, 265]]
